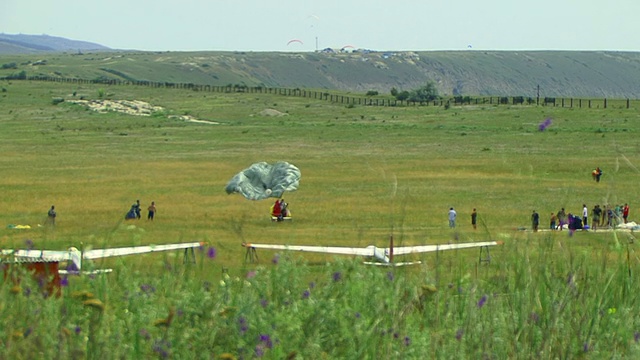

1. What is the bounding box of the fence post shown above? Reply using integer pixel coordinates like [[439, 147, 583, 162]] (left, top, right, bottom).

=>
[[604, 98, 607, 109]]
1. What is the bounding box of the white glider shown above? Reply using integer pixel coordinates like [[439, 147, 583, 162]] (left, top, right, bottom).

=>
[[1, 242, 205, 274], [242, 238, 502, 266]]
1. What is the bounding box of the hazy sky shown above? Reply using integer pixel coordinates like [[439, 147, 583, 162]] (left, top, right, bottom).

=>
[[2, 0, 639, 52]]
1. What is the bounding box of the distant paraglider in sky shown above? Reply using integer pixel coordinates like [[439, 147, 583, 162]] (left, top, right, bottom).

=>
[[225, 161, 301, 200], [287, 39, 304, 46]]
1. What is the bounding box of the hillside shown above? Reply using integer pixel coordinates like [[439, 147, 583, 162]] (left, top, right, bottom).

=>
[[0, 33, 109, 54], [1, 34, 640, 98]]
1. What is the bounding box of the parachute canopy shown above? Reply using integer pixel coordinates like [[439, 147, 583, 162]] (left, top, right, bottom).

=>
[[225, 161, 301, 200], [287, 39, 303, 46]]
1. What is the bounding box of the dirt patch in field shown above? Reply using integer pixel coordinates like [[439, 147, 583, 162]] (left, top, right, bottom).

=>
[[67, 99, 163, 116], [256, 108, 288, 117], [67, 99, 218, 124]]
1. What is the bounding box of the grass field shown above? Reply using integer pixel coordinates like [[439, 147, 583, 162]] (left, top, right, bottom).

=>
[[2, 79, 640, 358]]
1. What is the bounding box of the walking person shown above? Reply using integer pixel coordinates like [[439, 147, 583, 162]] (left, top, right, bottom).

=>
[[471, 208, 477, 230], [47, 205, 57, 226], [448, 207, 457, 228], [623, 203, 630, 224], [591, 205, 601, 231], [147, 201, 156, 220], [531, 210, 540, 232], [557, 208, 567, 230], [582, 204, 588, 227], [134, 200, 142, 219], [550, 212, 557, 230]]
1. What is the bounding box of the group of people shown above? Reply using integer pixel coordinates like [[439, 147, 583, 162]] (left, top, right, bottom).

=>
[[125, 200, 157, 220], [446, 207, 479, 230], [533, 203, 630, 231]]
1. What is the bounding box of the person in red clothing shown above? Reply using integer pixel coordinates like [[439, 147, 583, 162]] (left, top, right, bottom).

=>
[[271, 199, 282, 219], [623, 203, 630, 224]]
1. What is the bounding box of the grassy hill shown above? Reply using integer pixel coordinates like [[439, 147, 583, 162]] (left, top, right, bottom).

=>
[[2, 34, 640, 98]]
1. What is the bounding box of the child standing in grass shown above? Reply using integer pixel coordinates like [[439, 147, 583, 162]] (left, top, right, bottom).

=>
[[148, 202, 156, 220], [550, 212, 557, 230]]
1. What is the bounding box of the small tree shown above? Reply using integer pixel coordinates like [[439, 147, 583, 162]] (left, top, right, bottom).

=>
[[408, 81, 439, 102]]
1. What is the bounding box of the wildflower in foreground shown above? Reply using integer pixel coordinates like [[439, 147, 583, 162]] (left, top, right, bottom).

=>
[[302, 290, 310, 299], [207, 247, 217, 259], [404, 336, 411, 346], [477, 295, 488, 308], [635, 331, 640, 343], [455, 329, 464, 341], [332, 272, 342, 282], [259, 334, 273, 349]]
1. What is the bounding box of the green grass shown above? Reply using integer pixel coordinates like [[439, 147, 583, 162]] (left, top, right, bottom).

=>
[[2, 79, 640, 358]]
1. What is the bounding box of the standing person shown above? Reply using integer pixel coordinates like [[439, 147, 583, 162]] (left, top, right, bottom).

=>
[[471, 208, 477, 230], [623, 203, 630, 224], [531, 210, 540, 232], [593, 167, 603, 182], [591, 205, 601, 231], [147, 201, 156, 220], [550, 212, 557, 230], [134, 200, 142, 219], [448, 207, 457, 228], [47, 205, 57, 225], [557, 208, 567, 231], [582, 204, 588, 227]]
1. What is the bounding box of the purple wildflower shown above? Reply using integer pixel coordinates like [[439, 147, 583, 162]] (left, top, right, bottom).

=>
[[272, 254, 280, 264], [152, 339, 171, 359], [238, 316, 248, 335], [74, 326, 81, 335], [635, 332, 640, 343], [66, 262, 79, 274], [332, 271, 342, 282], [538, 117, 552, 131], [583, 342, 589, 352], [404, 336, 411, 346], [140, 284, 156, 294], [60, 276, 69, 287], [309, 281, 316, 289], [23, 287, 31, 297], [259, 334, 273, 349], [477, 294, 488, 308], [455, 329, 464, 341], [260, 299, 268, 308], [302, 290, 310, 299], [255, 344, 265, 358], [355, 312, 361, 318], [207, 247, 216, 259], [387, 271, 394, 281], [393, 332, 399, 339], [246, 270, 256, 278]]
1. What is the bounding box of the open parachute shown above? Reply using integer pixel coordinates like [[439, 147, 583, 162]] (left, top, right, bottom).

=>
[[225, 161, 301, 200]]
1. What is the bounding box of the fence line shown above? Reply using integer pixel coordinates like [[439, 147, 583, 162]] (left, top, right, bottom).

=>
[[4, 75, 636, 109]]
